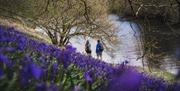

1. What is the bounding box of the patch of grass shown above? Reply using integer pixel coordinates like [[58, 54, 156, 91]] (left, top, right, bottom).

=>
[[0, 16, 51, 43], [137, 67, 176, 82]]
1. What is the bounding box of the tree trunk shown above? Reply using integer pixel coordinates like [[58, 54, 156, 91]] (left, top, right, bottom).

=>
[[58, 37, 65, 47], [127, 0, 136, 17], [51, 38, 58, 45], [176, 0, 180, 23], [178, 5, 180, 23]]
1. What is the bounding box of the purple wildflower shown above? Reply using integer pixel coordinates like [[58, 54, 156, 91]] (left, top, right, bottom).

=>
[[107, 69, 141, 91], [38, 56, 47, 65], [52, 63, 58, 73], [65, 45, 76, 52], [20, 64, 31, 86], [73, 85, 82, 91], [17, 37, 27, 50], [83, 71, 92, 83], [0, 54, 10, 65], [35, 82, 46, 91], [30, 63, 43, 80], [50, 63, 58, 81], [46, 83, 58, 91]]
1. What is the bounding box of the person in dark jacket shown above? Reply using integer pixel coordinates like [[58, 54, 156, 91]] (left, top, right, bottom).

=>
[[85, 40, 91, 56], [96, 40, 104, 60]]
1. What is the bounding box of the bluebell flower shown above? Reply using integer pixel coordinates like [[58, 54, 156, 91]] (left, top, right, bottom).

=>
[[5, 47, 16, 52], [17, 37, 27, 50], [20, 54, 33, 65], [158, 83, 166, 91], [52, 63, 58, 73], [65, 45, 76, 52], [30, 63, 43, 80], [0, 36, 7, 42], [20, 64, 31, 86], [50, 63, 58, 82], [29, 39, 38, 50], [35, 82, 46, 91], [174, 83, 180, 91], [0, 54, 10, 65], [38, 56, 46, 65], [83, 71, 92, 83], [0, 47, 15, 53], [37, 43, 47, 53], [0, 26, 3, 32], [107, 69, 141, 91], [73, 85, 83, 91], [46, 83, 58, 91], [7, 27, 15, 32]]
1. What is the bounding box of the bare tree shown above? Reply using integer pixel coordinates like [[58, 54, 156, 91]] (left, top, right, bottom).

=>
[[36, 0, 119, 49]]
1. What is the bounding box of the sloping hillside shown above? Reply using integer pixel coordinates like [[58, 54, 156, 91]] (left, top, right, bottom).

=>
[[0, 25, 180, 91], [0, 16, 50, 43]]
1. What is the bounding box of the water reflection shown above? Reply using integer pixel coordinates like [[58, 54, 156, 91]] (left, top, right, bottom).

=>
[[109, 15, 180, 75], [108, 15, 142, 66]]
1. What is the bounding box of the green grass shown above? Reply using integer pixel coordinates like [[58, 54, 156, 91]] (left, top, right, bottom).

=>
[[0, 16, 51, 43], [137, 67, 176, 82]]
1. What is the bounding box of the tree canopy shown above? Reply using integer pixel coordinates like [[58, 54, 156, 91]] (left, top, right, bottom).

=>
[[0, 0, 119, 51], [108, 0, 180, 23]]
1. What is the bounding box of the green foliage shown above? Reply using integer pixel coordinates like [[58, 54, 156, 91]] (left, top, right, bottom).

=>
[[138, 67, 175, 82]]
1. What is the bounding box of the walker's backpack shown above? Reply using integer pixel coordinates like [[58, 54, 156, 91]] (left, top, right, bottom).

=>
[[99, 43, 104, 52]]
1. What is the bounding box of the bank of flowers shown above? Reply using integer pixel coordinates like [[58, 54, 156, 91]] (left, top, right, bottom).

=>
[[0, 25, 179, 91]]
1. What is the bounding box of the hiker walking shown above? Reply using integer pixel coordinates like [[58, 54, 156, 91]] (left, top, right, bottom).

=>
[[85, 40, 91, 56], [96, 40, 104, 60]]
